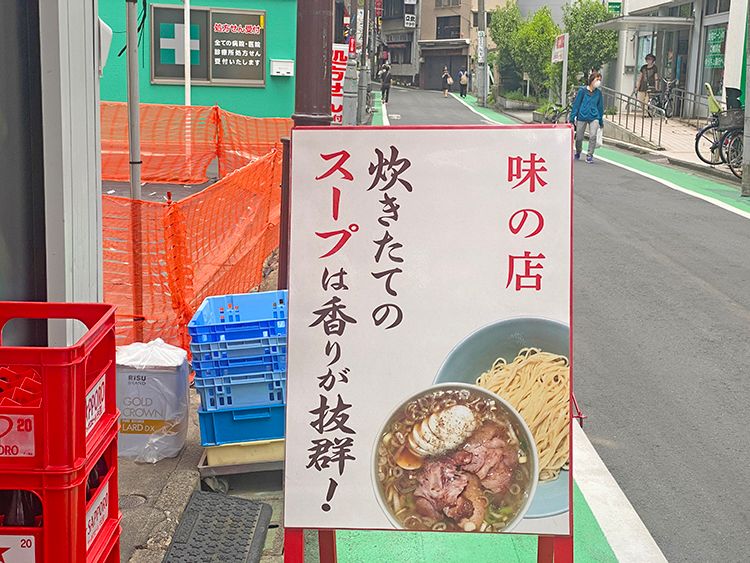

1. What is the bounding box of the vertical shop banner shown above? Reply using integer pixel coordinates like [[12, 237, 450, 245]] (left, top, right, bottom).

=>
[[210, 10, 266, 84], [551, 34, 567, 64], [331, 44, 348, 125], [285, 127, 573, 537]]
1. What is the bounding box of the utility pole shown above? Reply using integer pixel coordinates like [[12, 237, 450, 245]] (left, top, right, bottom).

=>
[[742, 6, 750, 196], [126, 0, 143, 341], [478, 0, 487, 106], [357, 0, 370, 124], [183, 0, 191, 106], [293, 0, 334, 126]]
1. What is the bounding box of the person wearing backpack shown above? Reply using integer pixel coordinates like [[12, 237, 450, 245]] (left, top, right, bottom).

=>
[[458, 68, 469, 98], [569, 71, 604, 163]]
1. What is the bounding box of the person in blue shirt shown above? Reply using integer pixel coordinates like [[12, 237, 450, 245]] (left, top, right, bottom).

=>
[[569, 71, 604, 163]]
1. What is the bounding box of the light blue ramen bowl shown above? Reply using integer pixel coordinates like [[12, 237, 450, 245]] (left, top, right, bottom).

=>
[[434, 317, 570, 519]]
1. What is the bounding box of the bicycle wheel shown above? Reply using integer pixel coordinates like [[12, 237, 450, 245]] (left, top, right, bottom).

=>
[[719, 128, 740, 164], [694, 124, 723, 165], [724, 130, 743, 179], [543, 106, 558, 124]]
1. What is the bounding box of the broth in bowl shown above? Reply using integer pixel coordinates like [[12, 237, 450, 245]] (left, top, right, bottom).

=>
[[374, 384, 538, 532]]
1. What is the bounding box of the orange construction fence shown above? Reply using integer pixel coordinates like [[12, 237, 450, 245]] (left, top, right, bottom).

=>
[[100, 102, 292, 185], [102, 115, 285, 347]]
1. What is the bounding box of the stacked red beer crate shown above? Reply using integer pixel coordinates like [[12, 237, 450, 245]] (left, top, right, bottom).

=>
[[0, 302, 121, 563]]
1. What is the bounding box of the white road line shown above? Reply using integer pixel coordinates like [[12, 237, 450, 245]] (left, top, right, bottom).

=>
[[574, 424, 667, 562], [381, 100, 390, 127], [595, 155, 750, 221]]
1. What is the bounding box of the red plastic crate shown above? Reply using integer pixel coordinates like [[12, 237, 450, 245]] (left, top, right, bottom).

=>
[[0, 302, 119, 472], [0, 423, 121, 563]]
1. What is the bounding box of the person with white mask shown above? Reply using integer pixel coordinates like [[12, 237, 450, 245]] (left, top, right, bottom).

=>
[[569, 72, 604, 163]]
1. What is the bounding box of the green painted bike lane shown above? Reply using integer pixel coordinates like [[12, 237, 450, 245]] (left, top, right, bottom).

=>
[[452, 93, 750, 216], [336, 484, 616, 563]]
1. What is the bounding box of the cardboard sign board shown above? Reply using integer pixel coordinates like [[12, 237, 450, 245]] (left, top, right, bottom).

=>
[[551, 33, 568, 64], [285, 126, 573, 537]]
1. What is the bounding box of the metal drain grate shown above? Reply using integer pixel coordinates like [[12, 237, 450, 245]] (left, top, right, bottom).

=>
[[163, 491, 272, 563]]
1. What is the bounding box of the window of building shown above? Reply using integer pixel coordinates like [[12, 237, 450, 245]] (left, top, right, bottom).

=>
[[390, 44, 412, 64], [436, 16, 461, 39], [383, 0, 404, 18], [702, 23, 727, 94], [471, 11, 492, 27], [704, 0, 730, 15], [668, 3, 693, 17], [436, 0, 461, 7]]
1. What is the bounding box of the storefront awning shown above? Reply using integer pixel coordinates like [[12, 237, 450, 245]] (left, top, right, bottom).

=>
[[417, 38, 470, 51], [594, 16, 693, 33]]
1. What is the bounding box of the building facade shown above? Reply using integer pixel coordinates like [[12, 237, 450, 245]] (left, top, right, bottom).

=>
[[380, 0, 421, 84], [602, 0, 746, 102], [98, 0, 297, 117]]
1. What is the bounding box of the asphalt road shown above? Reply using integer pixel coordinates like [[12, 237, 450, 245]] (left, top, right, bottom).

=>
[[386, 87, 750, 563]]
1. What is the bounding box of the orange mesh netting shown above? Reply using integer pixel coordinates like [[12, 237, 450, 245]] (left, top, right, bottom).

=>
[[102, 125, 284, 347], [217, 109, 292, 176], [100, 102, 292, 185]]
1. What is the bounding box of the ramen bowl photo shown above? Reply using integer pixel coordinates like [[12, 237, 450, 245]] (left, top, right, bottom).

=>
[[435, 317, 571, 518], [372, 383, 539, 533]]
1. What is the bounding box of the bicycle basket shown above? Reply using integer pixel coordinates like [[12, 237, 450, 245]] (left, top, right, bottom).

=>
[[718, 109, 744, 130]]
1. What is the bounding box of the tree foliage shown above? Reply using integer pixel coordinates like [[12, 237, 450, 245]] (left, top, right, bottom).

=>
[[511, 7, 560, 97], [563, 0, 618, 83], [489, 1, 522, 71]]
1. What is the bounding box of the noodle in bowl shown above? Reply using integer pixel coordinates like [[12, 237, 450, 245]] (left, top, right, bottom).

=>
[[372, 383, 539, 532]]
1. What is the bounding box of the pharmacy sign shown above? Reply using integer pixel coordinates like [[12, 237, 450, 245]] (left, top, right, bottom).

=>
[[151, 5, 266, 86]]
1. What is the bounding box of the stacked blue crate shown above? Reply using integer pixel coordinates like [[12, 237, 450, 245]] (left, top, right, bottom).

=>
[[189, 290, 288, 446]]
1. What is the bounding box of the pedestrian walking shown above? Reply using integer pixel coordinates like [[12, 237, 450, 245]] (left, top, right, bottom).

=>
[[634, 53, 659, 107], [441, 66, 452, 97], [458, 68, 468, 98], [380, 64, 392, 104], [570, 71, 604, 163]]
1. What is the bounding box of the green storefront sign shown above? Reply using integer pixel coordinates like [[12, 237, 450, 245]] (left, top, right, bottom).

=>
[[98, 0, 297, 118], [704, 27, 725, 69], [607, 1, 622, 16]]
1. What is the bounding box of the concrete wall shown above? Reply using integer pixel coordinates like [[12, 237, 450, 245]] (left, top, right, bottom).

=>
[[98, 0, 296, 117]]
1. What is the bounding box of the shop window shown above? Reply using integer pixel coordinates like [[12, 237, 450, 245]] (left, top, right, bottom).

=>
[[436, 16, 460, 39], [702, 24, 727, 94]]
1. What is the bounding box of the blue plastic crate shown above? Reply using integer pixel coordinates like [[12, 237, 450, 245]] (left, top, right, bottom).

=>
[[198, 404, 286, 446], [192, 350, 287, 373], [195, 370, 286, 411], [190, 335, 287, 364], [193, 356, 287, 379], [189, 291, 287, 344]]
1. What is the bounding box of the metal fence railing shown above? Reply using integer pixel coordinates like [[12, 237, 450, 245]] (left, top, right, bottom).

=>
[[601, 86, 665, 148], [670, 88, 711, 128]]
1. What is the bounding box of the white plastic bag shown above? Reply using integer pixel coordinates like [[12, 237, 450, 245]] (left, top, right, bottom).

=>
[[116, 339, 189, 463], [596, 127, 604, 148]]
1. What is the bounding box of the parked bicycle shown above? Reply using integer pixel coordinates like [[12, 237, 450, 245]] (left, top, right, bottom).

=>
[[694, 83, 744, 178], [647, 78, 677, 119], [542, 90, 577, 124]]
